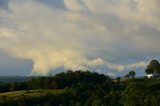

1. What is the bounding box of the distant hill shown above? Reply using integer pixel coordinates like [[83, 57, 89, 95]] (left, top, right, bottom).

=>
[[0, 71, 160, 106], [0, 76, 35, 83]]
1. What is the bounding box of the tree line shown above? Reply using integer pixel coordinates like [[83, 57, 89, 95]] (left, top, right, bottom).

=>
[[0, 60, 160, 106]]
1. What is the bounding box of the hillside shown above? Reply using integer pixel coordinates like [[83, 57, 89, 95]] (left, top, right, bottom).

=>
[[0, 76, 33, 83], [0, 71, 160, 106], [0, 89, 63, 98]]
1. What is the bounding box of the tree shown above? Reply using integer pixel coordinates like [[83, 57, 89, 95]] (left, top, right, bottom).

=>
[[146, 60, 160, 74], [145, 68, 154, 74], [121, 82, 145, 106], [129, 71, 136, 78], [124, 74, 130, 78], [116, 77, 121, 84]]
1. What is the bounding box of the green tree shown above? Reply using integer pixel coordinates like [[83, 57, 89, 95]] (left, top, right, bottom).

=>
[[129, 71, 136, 78], [92, 99, 103, 106], [44, 103, 51, 106], [124, 74, 130, 78], [116, 77, 121, 84], [146, 60, 160, 74], [121, 82, 145, 106], [145, 68, 154, 74], [10, 82, 18, 91]]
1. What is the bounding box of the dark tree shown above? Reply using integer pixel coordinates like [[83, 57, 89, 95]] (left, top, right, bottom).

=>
[[124, 74, 130, 78], [129, 71, 136, 78], [146, 60, 160, 74], [116, 77, 121, 84], [122, 82, 145, 106], [145, 68, 154, 74]]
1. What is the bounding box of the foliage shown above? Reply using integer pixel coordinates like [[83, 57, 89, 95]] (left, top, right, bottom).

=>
[[145, 68, 154, 74], [124, 71, 136, 79], [146, 60, 160, 74], [129, 71, 136, 78], [0, 61, 160, 106], [121, 82, 145, 106]]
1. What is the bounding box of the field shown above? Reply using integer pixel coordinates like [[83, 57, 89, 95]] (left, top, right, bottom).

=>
[[0, 89, 64, 99]]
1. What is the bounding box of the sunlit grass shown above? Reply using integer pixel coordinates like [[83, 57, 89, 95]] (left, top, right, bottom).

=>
[[0, 89, 64, 98]]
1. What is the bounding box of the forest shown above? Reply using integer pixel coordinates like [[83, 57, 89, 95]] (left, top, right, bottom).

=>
[[0, 60, 160, 106]]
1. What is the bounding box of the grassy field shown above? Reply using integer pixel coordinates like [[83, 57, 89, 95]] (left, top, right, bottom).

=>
[[0, 89, 64, 99]]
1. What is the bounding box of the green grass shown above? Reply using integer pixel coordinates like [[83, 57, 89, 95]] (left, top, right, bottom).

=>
[[0, 89, 64, 99]]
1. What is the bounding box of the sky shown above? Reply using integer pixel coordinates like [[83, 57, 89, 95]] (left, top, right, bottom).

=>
[[0, 0, 160, 76]]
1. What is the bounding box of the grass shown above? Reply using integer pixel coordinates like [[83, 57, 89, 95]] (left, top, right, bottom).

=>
[[0, 89, 64, 99]]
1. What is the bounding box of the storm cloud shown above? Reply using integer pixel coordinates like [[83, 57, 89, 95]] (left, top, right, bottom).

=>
[[0, 0, 159, 75]]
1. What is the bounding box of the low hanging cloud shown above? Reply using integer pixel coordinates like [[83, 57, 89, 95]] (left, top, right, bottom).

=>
[[0, 0, 159, 75]]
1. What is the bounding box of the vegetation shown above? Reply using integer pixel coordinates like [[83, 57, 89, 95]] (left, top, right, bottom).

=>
[[0, 60, 160, 106], [124, 71, 136, 79], [145, 60, 160, 74]]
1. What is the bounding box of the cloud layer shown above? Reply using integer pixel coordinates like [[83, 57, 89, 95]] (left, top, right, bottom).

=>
[[0, 0, 159, 75]]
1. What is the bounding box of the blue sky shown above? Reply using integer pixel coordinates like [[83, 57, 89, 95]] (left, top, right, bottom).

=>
[[0, 0, 159, 76], [0, 49, 32, 76]]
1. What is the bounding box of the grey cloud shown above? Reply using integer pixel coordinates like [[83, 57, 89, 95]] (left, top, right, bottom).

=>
[[0, 0, 159, 75], [0, 0, 9, 10], [36, 0, 65, 9]]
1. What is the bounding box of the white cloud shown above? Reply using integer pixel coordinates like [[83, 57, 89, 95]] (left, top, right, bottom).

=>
[[126, 61, 149, 69], [0, 0, 159, 75], [64, 0, 85, 11]]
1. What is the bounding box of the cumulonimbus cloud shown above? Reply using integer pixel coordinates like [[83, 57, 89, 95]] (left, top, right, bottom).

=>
[[0, 0, 159, 75]]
